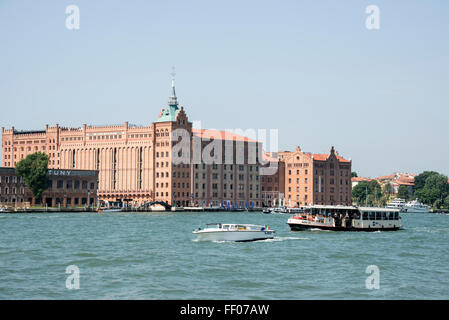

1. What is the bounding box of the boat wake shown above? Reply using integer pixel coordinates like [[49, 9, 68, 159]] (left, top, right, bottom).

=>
[[258, 236, 309, 242], [192, 236, 308, 243]]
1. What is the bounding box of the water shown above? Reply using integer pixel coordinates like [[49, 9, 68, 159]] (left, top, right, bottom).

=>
[[0, 211, 448, 299]]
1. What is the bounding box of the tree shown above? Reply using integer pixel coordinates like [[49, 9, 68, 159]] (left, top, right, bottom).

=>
[[444, 195, 449, 209], [413, 172, 449, 208], [397, 185, 410, 200], [352, 180, 382, 206], [382, 182, 394, 195], [351, 172, 358, 177], [15, 152, 49, 202], [414, 171, 439, 193]]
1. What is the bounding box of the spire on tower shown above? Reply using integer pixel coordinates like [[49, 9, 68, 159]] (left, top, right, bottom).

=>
[[168, 66, 178, 106]]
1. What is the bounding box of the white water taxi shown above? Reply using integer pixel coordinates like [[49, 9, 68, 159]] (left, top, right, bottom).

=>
[[287, 205, 402, 232], [402, 199, 430, 213], [193, 223, 275, 242]]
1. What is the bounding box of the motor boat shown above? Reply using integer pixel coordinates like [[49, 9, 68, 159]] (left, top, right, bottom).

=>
[[271, 207, 288, 214], [193, 223, 275, 242], [402, 199, 430, 213], [0, 207, 6, 213], [262, 208, 271, 214]]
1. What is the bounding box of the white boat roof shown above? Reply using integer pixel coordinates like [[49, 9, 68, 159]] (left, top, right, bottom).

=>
[[358, 207, 401, 212], [205, 223, 265, 227], [303, 205, 356, 210], [302, 205, 400, 212]]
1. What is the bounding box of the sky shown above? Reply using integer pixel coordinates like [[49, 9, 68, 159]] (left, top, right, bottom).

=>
[[0, 0, 448, 178]]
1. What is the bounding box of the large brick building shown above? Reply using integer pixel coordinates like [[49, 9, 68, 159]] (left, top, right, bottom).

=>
[[2, 79, 262, 207], [261, 146, 352, 207]]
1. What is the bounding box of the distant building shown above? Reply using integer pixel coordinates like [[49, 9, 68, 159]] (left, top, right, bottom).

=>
[[0, 168, 98, 207], [377, 172, 415, 196], [351, 172, 416, 198]]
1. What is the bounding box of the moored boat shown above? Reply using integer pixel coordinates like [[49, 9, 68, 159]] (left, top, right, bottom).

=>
[[193, 223, 275, 242], [386, 198, 406, 210], [287, 205, 402, 232], [402, 199, 430, 213], [262, 208, 271, 214], [97, 208, 122, 213]]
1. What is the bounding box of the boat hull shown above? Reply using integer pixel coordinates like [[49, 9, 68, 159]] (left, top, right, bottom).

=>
[[288, 222, 400, 232], [98, 208, 122, 213], [193, 230, 275, 242], [402, 207, 430, 213]]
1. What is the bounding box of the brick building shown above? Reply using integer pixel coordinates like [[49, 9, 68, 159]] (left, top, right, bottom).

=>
[[261, 146, 352, 207], [0, 168, 98, 207], [2, 79, 262, 207]]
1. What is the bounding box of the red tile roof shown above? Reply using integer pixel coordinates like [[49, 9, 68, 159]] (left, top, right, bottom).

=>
[[310, 153, 351, 163], [192, 129, 259, 143], [351, 177, 372, 182]]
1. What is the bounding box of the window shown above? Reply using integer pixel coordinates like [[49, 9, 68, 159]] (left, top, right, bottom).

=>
[[57, 180, 63, 189]]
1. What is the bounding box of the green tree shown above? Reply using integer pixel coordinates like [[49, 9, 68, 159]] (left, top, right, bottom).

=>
[[444, 195, 449, 209], [352, 180, 382, 206], [414, 171, 439, 193], [414, 172, 449, 207], [15, 152, 49, 202], [351, 172, 358, 177], [397, 185, 410, 200], [382, 182, 394, 195]]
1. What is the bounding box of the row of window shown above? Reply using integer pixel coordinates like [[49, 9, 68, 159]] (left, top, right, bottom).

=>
[[0, 187, 25, 195], [53, 180, 95, 190], [193, 192, 259, 199], [0, 176, 22, 184], [155, 172, 191, 179], [194, 164, 259, 171], [155, 182, 191, 189]]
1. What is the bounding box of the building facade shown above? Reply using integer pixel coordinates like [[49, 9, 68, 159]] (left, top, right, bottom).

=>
[[261, 154, 285, 206], [2, 80, 262, 207], [261, 146, 352, 207], [0, 167, 98, 207]]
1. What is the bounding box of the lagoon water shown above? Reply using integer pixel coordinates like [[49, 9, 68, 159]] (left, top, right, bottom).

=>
[[0, 211, 448, 299]]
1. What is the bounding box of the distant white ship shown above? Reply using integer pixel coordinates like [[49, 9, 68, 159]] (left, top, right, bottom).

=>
[[402, 199, 430, 213], [386, 198, 406, 210]]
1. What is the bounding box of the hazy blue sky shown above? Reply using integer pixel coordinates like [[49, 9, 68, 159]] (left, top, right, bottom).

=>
[[1, 0, 448, 177]]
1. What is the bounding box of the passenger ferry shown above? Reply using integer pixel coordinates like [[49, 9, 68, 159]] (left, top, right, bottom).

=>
[[193, 223, 275, 242], [287, 205, 402, 232]]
